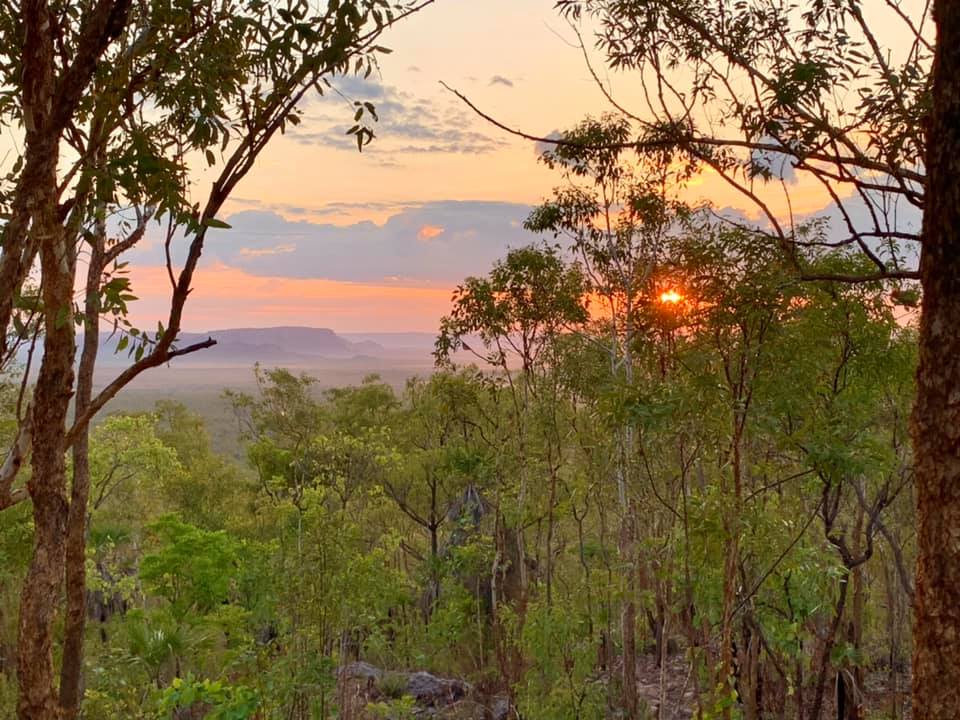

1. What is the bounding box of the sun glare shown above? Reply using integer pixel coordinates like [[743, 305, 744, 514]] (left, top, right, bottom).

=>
[[659, 289, 683, 304]]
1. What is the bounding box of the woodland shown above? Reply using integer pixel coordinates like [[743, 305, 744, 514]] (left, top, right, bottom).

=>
[[0, 1, 957, 720]]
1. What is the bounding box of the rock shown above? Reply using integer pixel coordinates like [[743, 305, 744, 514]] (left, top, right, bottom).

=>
[[336, 662, 496, 720], [341, 661, 384, 682], [406, 671, 471, 708]]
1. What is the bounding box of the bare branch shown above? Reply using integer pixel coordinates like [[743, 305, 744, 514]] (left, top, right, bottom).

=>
[[65, 337, 216, 446], [0, 408, 32, 510]]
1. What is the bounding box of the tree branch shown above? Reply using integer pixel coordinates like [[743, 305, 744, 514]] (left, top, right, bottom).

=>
[[0, 409, 32, 510], [64, 338, 215, 447]]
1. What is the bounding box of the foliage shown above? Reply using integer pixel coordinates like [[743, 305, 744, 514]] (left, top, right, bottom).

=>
[[156, 676, 259, 720], [140, 515, 242, 619]]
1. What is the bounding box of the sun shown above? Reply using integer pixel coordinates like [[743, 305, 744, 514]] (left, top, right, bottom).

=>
[[659, 289, 683, 304]]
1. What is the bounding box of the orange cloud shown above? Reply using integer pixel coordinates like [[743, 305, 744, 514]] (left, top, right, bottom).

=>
[[417, 224, 445, 241], [127, 263, 453, 333]]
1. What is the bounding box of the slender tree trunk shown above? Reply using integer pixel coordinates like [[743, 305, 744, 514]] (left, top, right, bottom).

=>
[[618, 322, 639, 720], [59, 207, 106, 719], [657, 612, 669, 720], [795, 653, 805, 720], [847, 493, 865, 720], [741, 621, 760, 720], [719, 530, 739, 717], [811, 576, 849, 720], [574, 505, 595, 639], [912, 4, 960, 719], [620, 502, 639, 719], [720, 419, 745, 719], [545, 465, 558, 607]]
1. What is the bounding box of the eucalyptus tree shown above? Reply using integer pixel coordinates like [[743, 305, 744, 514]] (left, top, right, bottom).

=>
[[152, 400, 249, 531], [388, 373, 490, 599], [638, 235, 916, 719], [436, 243, 588, 687], [524, 117, 689, 718], [0, 1, 431, 717], [770, 267, 917, 720], [666, 223, 802, 716]]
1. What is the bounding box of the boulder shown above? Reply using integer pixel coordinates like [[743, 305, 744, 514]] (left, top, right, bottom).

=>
[[335, 662, 509, 720], [341, 661, 385, 682], [406, 671, 471, 708]]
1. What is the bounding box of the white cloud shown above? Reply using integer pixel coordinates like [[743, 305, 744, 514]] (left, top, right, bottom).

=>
[[238, 243, 297, 258]]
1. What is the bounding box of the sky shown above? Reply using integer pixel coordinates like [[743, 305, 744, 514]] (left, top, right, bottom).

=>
[[123, 0, 924, 334], [135, 0, 610, 333]]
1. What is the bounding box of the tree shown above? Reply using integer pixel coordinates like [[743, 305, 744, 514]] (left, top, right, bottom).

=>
[[388, 372, 491, 617], [86, 414, 184, 522], [911, 4, 960, 717], [772, 269, 916, 720], [551, 0, 926, 274], [437, 244, 589, 688], [153, 400, 250, 531], [140, 514, 242, 621], [0, 2, 432, 717], [524, 117, 687, 718]]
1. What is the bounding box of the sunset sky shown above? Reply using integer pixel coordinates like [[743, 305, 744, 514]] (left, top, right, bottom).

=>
[[125, 0, 921, 334]]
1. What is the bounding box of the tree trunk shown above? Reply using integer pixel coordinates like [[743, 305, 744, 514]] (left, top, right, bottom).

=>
[[15, 4, 72, 713], [811, 576, 849, 720], [719, 530, 739, 718], [912, 3, 960, 719], [18, 158, 76, 720], [620, 502, 639, 720], [739, 619, 760, 720], [720, 416, 746, 719], [847, 494, 865, 720], [59, 209, 106, 719], [545, 465, 558, 607], [58, 335, 93, 720], [795, 653, 805, 720]]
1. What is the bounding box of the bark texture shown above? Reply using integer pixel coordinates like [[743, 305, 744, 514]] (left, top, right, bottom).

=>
[[59, 215, 105, 719], [16, 2, 71, 717], [912, 2, 960, 718], [18, 234, 76, 720]]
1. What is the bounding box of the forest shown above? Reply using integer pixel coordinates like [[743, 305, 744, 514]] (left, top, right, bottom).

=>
[[0, 1, 956, 720]]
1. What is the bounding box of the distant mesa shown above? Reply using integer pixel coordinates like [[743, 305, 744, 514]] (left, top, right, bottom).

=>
[[97, 326, 389, 366], [13, 328, 481, 370]]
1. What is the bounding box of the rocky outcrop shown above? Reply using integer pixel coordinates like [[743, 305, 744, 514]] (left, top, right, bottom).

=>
[[407, 671, 471, 707], [336, 662, 513, 720]]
